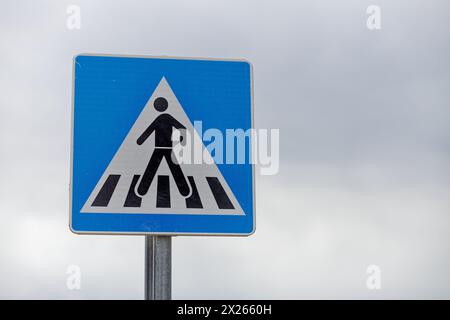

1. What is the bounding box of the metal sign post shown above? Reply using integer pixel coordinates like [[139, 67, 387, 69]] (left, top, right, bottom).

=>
[[144, 236, 172, 300]]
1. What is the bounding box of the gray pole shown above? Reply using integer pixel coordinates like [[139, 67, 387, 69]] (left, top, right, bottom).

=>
[[144, 236, 172, 300]]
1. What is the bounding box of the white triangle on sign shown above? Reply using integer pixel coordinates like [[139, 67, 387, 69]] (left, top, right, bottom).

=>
[[81, 77, 244, 216]]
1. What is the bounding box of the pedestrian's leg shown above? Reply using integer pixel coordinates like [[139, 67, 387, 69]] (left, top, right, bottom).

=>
[[165, 150, 191, 197], [137, 149, 164, 196]]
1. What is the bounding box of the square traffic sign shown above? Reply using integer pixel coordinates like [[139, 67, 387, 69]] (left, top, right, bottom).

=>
[[70, 54, 254, 235]]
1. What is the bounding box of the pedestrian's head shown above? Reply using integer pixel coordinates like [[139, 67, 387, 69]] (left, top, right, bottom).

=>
[[154, 97, 168, 112]]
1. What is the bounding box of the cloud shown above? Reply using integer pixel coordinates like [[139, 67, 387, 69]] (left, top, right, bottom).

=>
[[0, 0, 450, 298]]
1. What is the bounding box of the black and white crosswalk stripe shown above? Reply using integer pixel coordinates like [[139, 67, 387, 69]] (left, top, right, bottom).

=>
[[91, 174, 235, 209], [124, 175, 142, 207], [156, 175, 170, 208], [91, 175, 120, 207], [206, 177, 234, 209], [185, 176, 203, 209]]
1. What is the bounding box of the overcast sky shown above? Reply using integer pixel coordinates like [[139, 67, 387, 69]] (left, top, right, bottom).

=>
[[1, 0, 450, 299]]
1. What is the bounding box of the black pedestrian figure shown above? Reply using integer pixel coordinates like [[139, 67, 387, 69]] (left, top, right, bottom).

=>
[[136, 97, 191, 197]]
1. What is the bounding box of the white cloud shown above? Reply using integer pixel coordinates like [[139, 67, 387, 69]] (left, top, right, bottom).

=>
[[1, 0, 450, 299]]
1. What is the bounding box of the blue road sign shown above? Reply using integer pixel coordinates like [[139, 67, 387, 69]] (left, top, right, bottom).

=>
[[70, 54, 255, 235]]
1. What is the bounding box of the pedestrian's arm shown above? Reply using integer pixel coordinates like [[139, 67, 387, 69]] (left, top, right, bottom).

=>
[[171, 118, 186, 144], [172, 117, 186, 130], [137, 122, 156, 145]]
